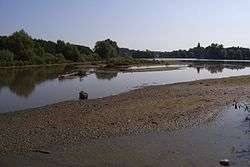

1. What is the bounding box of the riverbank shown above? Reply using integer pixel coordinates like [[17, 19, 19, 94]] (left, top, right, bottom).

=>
[[1, 75, 250, 156], [0, 58, 167, 69]]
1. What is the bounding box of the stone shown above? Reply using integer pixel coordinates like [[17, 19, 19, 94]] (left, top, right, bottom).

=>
[[151, 121, 158, 125], [79, 91, 88, 100], [219, 159, 230, 166], [58, 75, 64, 80]]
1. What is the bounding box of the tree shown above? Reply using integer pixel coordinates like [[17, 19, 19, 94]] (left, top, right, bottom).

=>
[[0, 50, 14, 62], [94, 39, 119, 59], [34, 39, 57, 55], [0, 30, 95, 66], [63, 43, 81, 62], [204, 44, 225, 59], [56, 40, 66, 54], [0, 36, 8, 50], [7, 30, 35, 61], [188, 43, 204, 59]]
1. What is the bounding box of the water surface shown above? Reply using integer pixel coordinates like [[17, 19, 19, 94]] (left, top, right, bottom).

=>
[[1, 61, 250, 113]]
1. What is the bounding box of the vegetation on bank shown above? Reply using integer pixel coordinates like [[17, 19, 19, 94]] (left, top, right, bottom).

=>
[[2, 30, 250, 67], [0, 30, 123, 67]]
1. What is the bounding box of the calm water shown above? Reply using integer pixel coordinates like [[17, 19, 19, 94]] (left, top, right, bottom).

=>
[[153, 58, 250, 62], [1, 61, 250, 113]]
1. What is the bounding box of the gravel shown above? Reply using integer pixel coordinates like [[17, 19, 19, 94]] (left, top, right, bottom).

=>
[[1, 75, 250, 154]]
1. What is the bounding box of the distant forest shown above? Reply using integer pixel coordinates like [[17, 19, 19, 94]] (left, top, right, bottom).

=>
[[122, 43, 250, 60], [1, 30, 250, 67]]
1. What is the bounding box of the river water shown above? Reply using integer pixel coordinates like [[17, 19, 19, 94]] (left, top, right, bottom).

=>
[[1, 61, 250, 113]]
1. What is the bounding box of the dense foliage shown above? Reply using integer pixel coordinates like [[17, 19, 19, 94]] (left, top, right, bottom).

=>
[[2, 30, 250, 67], [0, 30, 121, 67], [121, 43, 250, 60], [94, 39, 120, 59]]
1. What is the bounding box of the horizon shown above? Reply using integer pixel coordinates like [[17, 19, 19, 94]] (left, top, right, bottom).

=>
[[1, 0, 250, 51]]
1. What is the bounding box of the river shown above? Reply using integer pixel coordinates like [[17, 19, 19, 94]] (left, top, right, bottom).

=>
[[1, 60, 250, 113]]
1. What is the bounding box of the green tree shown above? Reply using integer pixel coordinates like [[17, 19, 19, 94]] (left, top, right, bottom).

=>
[[94, 39, 119, 59], [7, 30, 35, 61], [64, 43, 81, 62], [0, 50, 14, 62], [205, 44, 225, 59]]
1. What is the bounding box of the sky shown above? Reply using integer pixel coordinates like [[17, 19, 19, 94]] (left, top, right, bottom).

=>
[[1, 0, 250, 51]]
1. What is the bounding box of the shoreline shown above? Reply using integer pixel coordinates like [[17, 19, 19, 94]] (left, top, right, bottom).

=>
[[0, 62, 96, 69], [1, 75, 250, 154]]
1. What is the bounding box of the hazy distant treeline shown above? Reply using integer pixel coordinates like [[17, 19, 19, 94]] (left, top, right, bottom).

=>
[[122, 43, 250, 60]]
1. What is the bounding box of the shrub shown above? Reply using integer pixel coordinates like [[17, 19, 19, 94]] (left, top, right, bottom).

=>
[[0, 50, 14, 62], [32, 56, 45, 65]]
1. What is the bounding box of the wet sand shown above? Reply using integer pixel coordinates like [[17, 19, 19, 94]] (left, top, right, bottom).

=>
[[2, 105, 249, 167], [1, 75, 250, 166]]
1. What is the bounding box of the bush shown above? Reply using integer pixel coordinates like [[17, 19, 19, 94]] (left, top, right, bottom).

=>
[[0, 50, 14, 62], [31, 56, 45, 65], [105, 57, 136, 67], [82, 53, 101, 62], [0, 62, 6, 66], [42, 53, 58, 64], [14, 61, 24, 66], [91, 53, 101, 61]]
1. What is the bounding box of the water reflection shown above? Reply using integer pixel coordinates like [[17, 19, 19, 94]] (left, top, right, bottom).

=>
[[0, 62, 249, 98], [0, 65, 74, 97], [1, 61, 250, 112], [190, 62, 246, 74], [95, 72, 118, 80]]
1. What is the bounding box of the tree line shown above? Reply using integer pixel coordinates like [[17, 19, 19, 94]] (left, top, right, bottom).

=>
[[0, 30, 121, 66], [2, 30, 250, 67], [122, 43, 250, 60]]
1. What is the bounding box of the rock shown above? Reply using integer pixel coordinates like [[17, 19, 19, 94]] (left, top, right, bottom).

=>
[[79, 91, 88, 100], [220, 159, 230, 166], [77, 70, 86, 77], [151, 121, 158, 125], [58, 75, 64, 80]]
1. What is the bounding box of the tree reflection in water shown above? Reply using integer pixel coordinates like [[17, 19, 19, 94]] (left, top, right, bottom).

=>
[[190, 61, 246, 74], [0, 62, 248, 98], [0, 65, 74, 98], [95, 72, 118, 80]]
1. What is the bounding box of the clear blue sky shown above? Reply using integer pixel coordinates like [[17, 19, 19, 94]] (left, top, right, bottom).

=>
[[1, 0, 250, 51]]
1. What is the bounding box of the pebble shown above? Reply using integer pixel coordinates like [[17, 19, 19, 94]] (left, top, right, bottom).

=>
[[219, 159, 230, 166]]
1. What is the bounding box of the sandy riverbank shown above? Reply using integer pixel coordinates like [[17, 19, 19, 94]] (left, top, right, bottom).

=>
[[1, 75, 250, 155]]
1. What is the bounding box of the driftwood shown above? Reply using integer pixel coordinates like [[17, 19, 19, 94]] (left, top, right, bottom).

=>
[[31, 149, 51, 154], [58, 72, 78, 80]]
